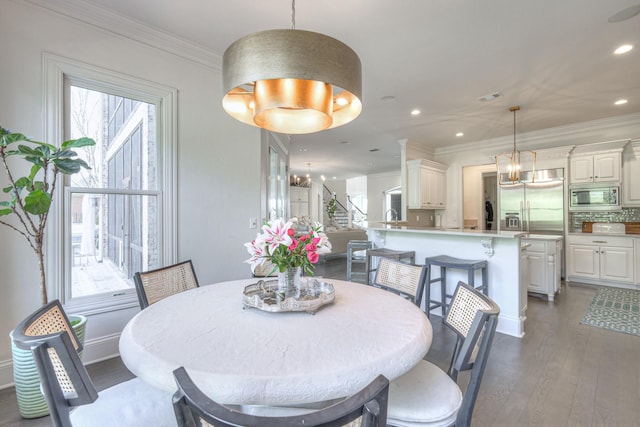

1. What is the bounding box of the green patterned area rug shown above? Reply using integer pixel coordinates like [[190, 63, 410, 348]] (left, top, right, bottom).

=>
[[580, 287, 640, 336]]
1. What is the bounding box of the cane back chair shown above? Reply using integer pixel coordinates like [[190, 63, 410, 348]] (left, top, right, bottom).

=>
[[371, 257, 428, 307], [387, 281, 500, 427], [11, 300, 175, 427], [134, 260, 199, 309], [172, 367, 389, 427]]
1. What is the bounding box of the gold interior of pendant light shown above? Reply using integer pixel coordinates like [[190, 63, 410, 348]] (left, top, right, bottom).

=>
[[496, 106, 536, 184], [222, 0, 362, 134]]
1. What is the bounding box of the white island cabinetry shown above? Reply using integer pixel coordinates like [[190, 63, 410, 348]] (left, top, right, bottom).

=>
[[406, 159, 447, 209], [367, 225, 525, 338], [522, 236, 562, 301]]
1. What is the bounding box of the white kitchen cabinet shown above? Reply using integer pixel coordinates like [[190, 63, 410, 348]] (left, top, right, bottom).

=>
[[289, 186, 309, 218], [407, 159, 447, 209], [523, 237, 562, 301], [569, 152, 621, 184], [622, 142, 640, 207], [635, 238, 640, 286], [567, 235, 635, 284]]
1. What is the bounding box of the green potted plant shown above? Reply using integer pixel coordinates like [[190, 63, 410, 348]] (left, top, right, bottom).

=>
[[326, 194, 338, 225], [1, 126, 95, 418]]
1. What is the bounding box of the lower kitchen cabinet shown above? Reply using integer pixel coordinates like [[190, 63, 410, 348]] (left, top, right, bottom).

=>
[[523, 237, 562, 301], [567, 235, 635, 285]]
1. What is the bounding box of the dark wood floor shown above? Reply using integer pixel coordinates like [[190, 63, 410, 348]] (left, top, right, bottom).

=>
[[2, 257, 639, 426]]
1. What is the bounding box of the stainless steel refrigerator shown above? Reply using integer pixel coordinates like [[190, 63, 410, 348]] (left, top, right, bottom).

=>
[[499, 168, 564, 235]]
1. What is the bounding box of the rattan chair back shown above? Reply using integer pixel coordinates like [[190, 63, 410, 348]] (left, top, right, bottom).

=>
[[12, 300, 83, 354], [372, 257, 427, 305], [134, 260, 199, 309], [12, 301, 98, 427], [444, 281, 500, 427], [172, 367, 389, 427]]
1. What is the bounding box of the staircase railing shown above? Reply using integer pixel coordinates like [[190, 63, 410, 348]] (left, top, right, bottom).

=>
[[322, 184, 367, 227]]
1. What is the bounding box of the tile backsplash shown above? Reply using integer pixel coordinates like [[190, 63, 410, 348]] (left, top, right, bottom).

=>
[[569, 208, 640, 231]]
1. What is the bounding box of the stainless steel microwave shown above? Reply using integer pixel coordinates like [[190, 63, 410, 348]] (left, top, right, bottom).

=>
[[569, 185, 621, 211]]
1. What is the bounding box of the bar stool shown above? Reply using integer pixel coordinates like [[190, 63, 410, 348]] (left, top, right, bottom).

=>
[[424, 255, 488, 318], [347, 240, 373, 282], [365, 248, 416, 285]]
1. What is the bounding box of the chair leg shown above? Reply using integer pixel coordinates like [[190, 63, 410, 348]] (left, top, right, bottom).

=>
[[441, 267, 447, 317], [482, 266, 489, 295]]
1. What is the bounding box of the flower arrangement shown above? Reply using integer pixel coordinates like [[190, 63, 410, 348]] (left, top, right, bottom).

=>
[[245, 218, 332, 276]]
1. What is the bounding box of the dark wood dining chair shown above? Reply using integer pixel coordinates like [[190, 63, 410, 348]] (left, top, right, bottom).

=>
[[372, 257, 428, 307], [386, 281, 500, 427], [134, 260, 199, 309], [172, 367, 389, 427], [11, 300, 176, 427]]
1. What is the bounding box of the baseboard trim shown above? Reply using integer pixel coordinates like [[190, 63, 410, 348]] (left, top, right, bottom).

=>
[[426, 309, 524, 338], [0, 332, 122, 389]]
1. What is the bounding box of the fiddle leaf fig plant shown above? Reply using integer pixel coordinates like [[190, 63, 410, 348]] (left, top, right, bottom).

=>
[[0, 126, 95, 305]]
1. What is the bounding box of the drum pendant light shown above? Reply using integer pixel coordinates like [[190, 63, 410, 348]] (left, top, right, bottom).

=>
[[222, 0, 362, 134]]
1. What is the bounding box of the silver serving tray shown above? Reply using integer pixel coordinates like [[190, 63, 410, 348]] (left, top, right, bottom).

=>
[[242, 279, 335, 314]]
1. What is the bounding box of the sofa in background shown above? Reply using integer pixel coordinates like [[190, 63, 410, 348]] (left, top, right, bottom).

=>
[[323, 228, 369, 258]]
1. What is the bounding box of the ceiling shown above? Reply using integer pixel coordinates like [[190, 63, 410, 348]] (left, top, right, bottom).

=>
[[57, 0, 640, 179]]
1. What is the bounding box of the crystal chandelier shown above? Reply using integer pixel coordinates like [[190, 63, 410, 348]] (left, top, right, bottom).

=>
[[222, 0, 362, 134], [496, 106, 536, 184]]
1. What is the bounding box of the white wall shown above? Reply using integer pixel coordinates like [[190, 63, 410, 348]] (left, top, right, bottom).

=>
[[0, 1, 262, 386], [366, 171, 401, 223]]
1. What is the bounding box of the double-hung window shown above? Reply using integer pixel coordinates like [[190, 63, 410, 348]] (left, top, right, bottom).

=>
[[44, 54, 176, 313]]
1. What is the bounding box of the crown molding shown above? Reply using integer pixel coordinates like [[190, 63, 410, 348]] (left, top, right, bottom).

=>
[[22, 0, 221, 70], [436, 112, 640, 157]]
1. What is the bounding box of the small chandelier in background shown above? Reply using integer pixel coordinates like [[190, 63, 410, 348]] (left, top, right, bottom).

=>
[[222, 0, 362, 134], [496, 106, 536, 184], [292, 163, 317, 187]]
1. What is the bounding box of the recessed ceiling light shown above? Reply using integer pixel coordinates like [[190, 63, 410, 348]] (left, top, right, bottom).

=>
[[614, 44, 634, 55], [411, 109, 421, 116], [614, 99, 628, 105], [456, 132, 464, 137]]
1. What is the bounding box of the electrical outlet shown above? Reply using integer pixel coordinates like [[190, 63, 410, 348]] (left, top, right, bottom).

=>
[[416, 215, 419, 222], [249, 218, 257, 229]]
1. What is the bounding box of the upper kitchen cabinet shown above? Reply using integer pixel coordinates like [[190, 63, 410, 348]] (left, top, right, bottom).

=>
[[290, 185, 310, 218], [407, 159, 447, 209], [569, 152, 621, 184], [623, 141, 640, 207]]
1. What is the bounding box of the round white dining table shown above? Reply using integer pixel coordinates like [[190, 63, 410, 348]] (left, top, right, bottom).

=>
[[119, 279, 432, 406]]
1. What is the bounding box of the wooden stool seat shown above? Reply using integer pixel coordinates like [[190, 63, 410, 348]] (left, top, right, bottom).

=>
[[424, 255, 488, 318]]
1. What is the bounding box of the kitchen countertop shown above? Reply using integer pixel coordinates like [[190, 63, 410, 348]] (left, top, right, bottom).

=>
[[367, 223, 562, 240]]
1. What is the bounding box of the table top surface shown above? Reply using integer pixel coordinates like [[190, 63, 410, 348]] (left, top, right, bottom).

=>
[[119, 279, 432, 406]]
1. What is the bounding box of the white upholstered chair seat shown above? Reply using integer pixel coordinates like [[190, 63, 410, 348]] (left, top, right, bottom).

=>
[[70, 377, 177, 427], [387, 360, 463, 427]]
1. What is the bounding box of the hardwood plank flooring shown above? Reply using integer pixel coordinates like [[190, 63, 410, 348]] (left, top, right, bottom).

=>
[[2, 256, 639, 426]]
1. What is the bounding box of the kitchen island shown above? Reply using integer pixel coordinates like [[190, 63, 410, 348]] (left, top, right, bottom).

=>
[[366, 224, 527, 338]]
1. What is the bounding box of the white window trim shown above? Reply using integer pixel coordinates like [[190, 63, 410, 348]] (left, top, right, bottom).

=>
[[43, 52, 177, 315]]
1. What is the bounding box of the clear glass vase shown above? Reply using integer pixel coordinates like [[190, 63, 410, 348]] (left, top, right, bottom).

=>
[[278, 266, 302, 298]]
